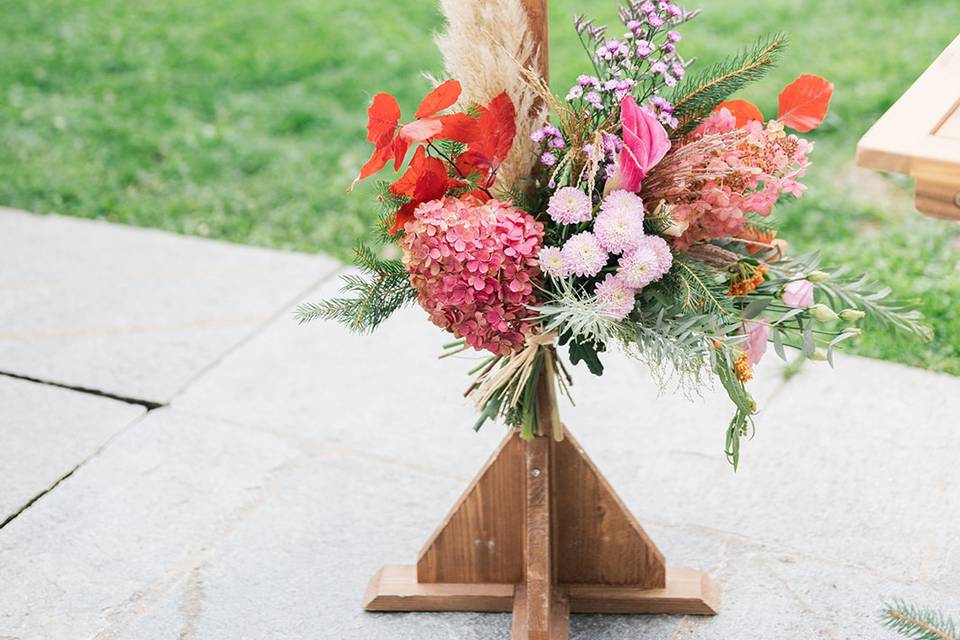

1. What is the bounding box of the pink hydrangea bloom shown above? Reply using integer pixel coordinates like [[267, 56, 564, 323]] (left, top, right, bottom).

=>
[[538, 245, 567, 278], [667, 109, 813, 248], [547, 186, 593, 224], [744, 320, 770, 366], [782, 279, 814, 308], [594, 273, 636, 320], [560, 231, 608, 277], [401, 197, 544, 355]]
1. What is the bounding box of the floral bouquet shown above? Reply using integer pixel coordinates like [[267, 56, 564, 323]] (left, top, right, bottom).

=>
[[300, 0, 930, 468]]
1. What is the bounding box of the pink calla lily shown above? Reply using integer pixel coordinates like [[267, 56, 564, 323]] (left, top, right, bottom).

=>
[[610, 95, 671, 192]]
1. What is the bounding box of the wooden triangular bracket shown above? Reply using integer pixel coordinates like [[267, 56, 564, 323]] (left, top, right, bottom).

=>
[[364, 427, 719, 638], [416, 427, 666, 588]]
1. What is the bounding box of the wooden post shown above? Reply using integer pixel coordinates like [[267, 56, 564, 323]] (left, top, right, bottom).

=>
[[521, 0, 549, 85]]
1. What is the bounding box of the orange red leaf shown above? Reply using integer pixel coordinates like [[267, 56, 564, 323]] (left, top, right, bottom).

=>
[[366, 93, 401, 146], [387, 147, 454, 234], [715, 99, 764, 128], [778, 74, 833, 133], [435, 113, 478, 144], [398, 118, 443, 142], [415, 80, 462, 119], [464, 92, 516, 172]]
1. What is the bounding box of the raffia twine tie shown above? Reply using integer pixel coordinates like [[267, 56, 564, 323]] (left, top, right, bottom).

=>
[[468, 331, 558, 411]]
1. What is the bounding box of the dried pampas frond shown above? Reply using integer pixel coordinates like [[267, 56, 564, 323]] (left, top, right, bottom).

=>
[[435, 0, 547, 191]]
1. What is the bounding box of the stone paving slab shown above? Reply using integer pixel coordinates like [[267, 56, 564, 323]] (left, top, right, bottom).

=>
[[0, 407, 302, 640], [2, 249, 959, 638], [0, 208, 338, 404], [0, 375, 144, 523]]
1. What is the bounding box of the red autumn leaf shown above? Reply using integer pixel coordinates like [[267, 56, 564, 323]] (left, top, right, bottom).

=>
[[398, 118, 444, 142], [715, 99, 764, 128], [455, 149, 490, 180], [387, 147, 454, 234], [435, 113, 478, 144], [466, 92, 516, 171], [390, 135, 410, 171], [414, 80, 462, 119], [778, 74, 833, 133], [389, 146, 430, 197], [351, 93, 403, 190], [366, 93, 401, 145], [353, 142, 393, 187]]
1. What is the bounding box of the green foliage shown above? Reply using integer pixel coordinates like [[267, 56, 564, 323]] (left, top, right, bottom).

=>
[[881, 601, 958, 640], [713, 349, 757, 470], [661, 256, 738, 317], [294, 245, 414, 332], [818, 268, 934, 342], [670, 33, 786, 135], [564, 333, 606, 376]]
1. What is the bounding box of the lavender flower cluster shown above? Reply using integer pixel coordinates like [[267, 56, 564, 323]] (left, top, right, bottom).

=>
[[531, 124, 566, 167], [570, 0, 696, 120]]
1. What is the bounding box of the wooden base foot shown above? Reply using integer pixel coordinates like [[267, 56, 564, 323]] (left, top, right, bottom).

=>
[[511, 585, 569, 640], [363, 426, 719, 638], [364, 564, 719, 616]]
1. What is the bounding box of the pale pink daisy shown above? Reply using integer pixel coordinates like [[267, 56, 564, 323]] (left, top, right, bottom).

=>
[[560, 231, 608, 277], [547, 186, 593, 224], [600, 189, 645, 216], [537, 246, 567, 278], [634, 234, 673, 277], [594, 205, 644, 254], [617, 245, 661, 289], [594, 273, 636, 320]]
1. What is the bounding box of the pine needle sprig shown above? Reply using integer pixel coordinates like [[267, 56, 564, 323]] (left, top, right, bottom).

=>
[[663, 257, 737, 317], [671, 33, 787, 135], [294, 245, 415, 333], [882, 601, 959, 640]]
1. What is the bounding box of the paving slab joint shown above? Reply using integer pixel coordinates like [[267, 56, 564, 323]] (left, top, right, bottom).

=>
[[0, 370, 164, 410]]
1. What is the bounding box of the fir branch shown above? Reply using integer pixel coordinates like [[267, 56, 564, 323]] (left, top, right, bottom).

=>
[[295, 245, 415, 333], [671, 33, 787, 135], [882, 601, 959, 640], [665, 257, 737, 317]]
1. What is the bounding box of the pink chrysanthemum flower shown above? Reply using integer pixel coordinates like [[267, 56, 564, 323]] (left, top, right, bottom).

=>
[[594, 203, 645, 254], [617, 244, 661, 289], [538, 246, 567, 278], [600, 189, 645, 216], [595, 273, 636, 320], [638, 234, 673, 277], [401, 196, 544, 355], [547, 186, 593, 224], [560, 231, 608, 277]]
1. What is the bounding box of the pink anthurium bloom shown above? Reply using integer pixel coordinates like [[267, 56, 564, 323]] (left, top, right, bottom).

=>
[[609, 95, 671, 193]]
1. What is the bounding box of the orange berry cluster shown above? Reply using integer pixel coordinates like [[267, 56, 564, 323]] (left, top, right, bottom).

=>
[[727, 265, 768, 297], [733, 351, 753, 382]]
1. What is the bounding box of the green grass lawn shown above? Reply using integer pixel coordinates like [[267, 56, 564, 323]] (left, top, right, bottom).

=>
[[2, 0, 958, 373]]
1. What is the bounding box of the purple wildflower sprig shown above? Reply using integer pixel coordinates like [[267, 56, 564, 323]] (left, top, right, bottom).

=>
[[572, 0, 698, 116]]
